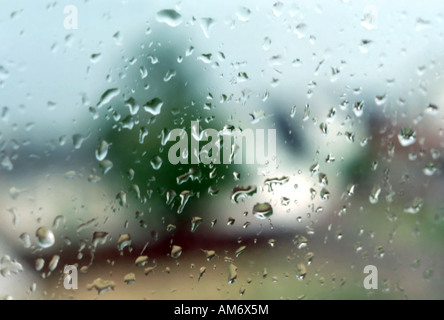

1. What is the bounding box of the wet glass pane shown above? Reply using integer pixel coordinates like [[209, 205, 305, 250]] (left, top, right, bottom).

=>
[[1, 0, 444, 300]]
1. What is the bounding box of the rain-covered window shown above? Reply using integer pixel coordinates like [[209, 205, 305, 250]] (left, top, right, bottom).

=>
[[1, 1, 443, 301]]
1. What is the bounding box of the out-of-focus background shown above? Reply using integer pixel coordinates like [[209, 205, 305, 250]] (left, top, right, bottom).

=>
[[1, 0, 444, 300]]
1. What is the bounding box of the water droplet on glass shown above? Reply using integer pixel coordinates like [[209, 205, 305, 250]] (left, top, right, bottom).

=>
[[0, 256, 23, 277], [90, 53, 101, 63], [272, 2, 284, 17], [236, 7, 251, 22], [199, 17, 215, 38], [297, 263, 307, 280], [177, 190, 192, 214], [163, 69, 176, 82], [92, 232, 109, 247], [398, 128, 416, 147], [48, 254, 60, 272], [320, 188, 330, 201], [230, 185, 257, 203], [171, 245, 182, 258], [318, 173, 328, 186], [235, 246, 246, 258], [319, 122, 328, 135], [100, 160, 113, 174], [117, 234, 131, 252], [97, 88, 120, 108], [139, 66, 148, 80], [425, 103, 438, 115], [139, 127, 149, 144], [208, 187, 219, 196], [404, 197, 424, 214], [423, 267, 434, 280], [19, 233, 31, 248], [346, 184, 356, 196], [191, 217, 203, 232], [202, 249, 216, 261], [186, 46, 194, 56], [124, 273, 136, 285], [423, 163, 436, 176], [144, 266, 157, 276], [95, 140, 109, 161], [88, 175, 101, 183], [252, 202, 273, 219], [135, 255, 149, 267], [150, 155, 163, 170], [35, 258, 44, 271], [156, 9, 183, 27], [263, 37, 272, 51], [264, 177, 289, 192], [36, 227, 55, 248], [87, 278, 115, 295], [72, 134, 85, 150], [198, 266, 206, 281], [361, 6, 377, 30], [369, 185, 381, 204], [228, 264, 237, 284], [116, 191, 127, 207], [353, 101, 364, 117], [143, 97, 164, 116]]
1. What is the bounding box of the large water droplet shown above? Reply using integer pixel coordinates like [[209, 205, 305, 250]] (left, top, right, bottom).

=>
[[231, 185, 257, 203], [177, 168, 201, 185], [97, 88, 120, 108], [124, 273, 136, 285], [156, 9, 183, 27], [0, 256, 23, 277], [191, 217, 203, 232], [19, 233, 31, 248], [163, 69, 176, 82], [369, 185, 381, 204], [48, 254, 60, 272], [171, 245, 182, 258], [92, 231, 109, 247], [404, 197, 423, 214], [87, 278, 116, 295], [150, 155, 163, 170], [423, 163, 436, 176], [252, 202, 273, 219], [135, 255, 149, 267], [72, 134, 85, 150], [36, 227, 55, 248], [264, 177, 289, 192], [353, 101, 364, 117], [95, 140, 109, 161], [100, 159, 113, 174], [272, 2, 284, 17], [143, 97, 164, 116], [116, 191, 127, 207], [117, 234, 131, 251], [177, 190, 192, 214], [228, 264, 237, 284], [235, 246, 246, 258], [202, 249, 216, 261], [398, 128, 416, 147], [297, 263, 307, 280], [236, 7, 251, 22], [199, 17, 215, 38], [35, 258, 44, 271]]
